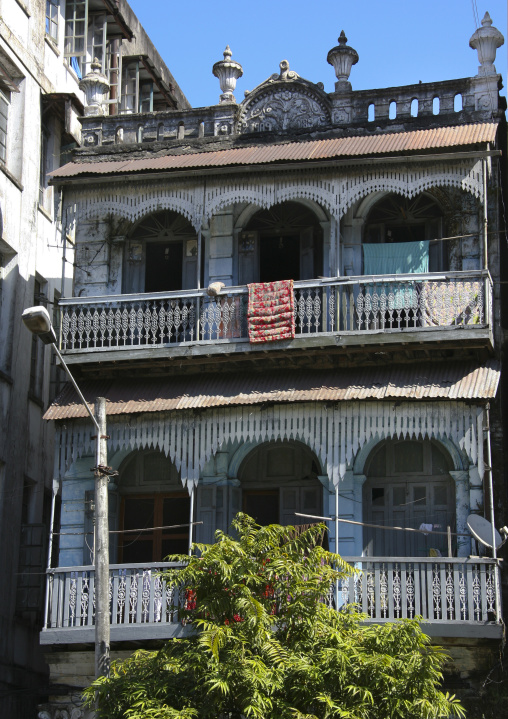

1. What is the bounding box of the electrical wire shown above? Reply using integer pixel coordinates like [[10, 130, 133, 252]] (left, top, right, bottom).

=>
[[50, 521, 203, 537], [295, 512, 472, 539]]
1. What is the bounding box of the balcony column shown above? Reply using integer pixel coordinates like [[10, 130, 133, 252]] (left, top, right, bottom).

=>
[[333, 469, 362, 556], [449, 469, 471, 556], [319, 219, 332, 276], [108, 235, 125, 293]]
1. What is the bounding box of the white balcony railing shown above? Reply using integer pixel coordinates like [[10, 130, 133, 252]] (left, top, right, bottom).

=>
[[41, 557, 501, 643], [58, 270, 492, 352]]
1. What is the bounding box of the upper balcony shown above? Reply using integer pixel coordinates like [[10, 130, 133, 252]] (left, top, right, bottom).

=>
[[40, 556, 503, 645], [57, 270, 493, 368]]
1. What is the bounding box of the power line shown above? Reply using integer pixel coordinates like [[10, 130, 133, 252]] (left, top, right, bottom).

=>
[[295, 512, 472, 539], [50, 521, 203, 537]]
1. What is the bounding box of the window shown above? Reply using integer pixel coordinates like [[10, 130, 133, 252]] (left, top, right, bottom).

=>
[[64, 0, 87, 77], [0, 89, 8, 164], [106, 38, 121, 114], [45, 0, 59, 42], [120, 61, 153, 114], [87, 13, 107, 73]]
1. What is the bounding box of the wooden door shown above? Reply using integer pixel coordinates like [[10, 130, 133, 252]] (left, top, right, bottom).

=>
[[119, 493, 190, 562], [363, 478, 455, 557]]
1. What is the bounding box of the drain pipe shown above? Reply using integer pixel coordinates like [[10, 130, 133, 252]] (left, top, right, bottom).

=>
[[482, 155, 488, 271], [188, 486, 195, 555], [43, 477, 60, 628], [335, 484, 339, 609], [484, 404, 501, 622]]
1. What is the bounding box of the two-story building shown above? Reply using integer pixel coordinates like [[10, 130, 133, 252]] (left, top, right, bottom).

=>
[[0, 1, 188, 716], [38, 13, 506, 717]]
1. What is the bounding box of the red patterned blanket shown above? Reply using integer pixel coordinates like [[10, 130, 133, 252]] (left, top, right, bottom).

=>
[[247, 279, 295, 343]]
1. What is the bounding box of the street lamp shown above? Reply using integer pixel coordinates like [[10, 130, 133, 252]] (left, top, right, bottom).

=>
[[22, 305, 110, 679]]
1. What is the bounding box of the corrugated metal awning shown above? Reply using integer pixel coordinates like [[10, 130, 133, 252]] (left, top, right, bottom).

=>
[[44, 360, 500, 421], [49, 123, 498, 180]]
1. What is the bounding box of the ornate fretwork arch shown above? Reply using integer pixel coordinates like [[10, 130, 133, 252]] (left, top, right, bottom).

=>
[[64, 179, 204, 231], [57, 401, 485, 490], [336, 159, 483, 217], [63, 159, 484, 233]]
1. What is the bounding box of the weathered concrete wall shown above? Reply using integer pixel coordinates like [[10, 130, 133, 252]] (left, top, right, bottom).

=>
[[0, 1, 80, 716]]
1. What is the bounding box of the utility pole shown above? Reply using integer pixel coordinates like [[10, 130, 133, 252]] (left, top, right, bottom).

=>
[[94, 396, 110, 678], [21, 308, 112, 679]]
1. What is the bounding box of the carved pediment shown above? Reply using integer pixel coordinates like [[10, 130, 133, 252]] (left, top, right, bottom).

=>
[[239, 60, 330, 134]]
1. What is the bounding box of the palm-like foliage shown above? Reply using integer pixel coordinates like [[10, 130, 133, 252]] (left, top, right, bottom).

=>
[[84, 514, 464, 719]]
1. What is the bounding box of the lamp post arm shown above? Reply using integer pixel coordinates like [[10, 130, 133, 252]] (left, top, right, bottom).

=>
[[52, 343, 100, 432]]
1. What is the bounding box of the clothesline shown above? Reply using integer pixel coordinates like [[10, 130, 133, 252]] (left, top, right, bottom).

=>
[[295, 512, 471, 538]]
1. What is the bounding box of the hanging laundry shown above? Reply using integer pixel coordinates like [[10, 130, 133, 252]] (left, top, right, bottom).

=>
[[247, 279, 295, 343]]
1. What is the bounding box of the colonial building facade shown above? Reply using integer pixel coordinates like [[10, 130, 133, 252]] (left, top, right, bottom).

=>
[[39, 12, 506, 717]]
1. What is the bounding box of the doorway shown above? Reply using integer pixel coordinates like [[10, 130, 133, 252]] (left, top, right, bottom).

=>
[[362, 439, 455, 557], [118, 449, 190, 562], [239, 202, 323, 285], [238, 440, 323, 526]]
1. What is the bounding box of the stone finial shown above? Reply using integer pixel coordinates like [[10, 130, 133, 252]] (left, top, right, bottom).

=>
[[212, 46, 243, 104], [469, 12, 504, 76], [78, 57, 110, 116], [327, 31, 359, 93]]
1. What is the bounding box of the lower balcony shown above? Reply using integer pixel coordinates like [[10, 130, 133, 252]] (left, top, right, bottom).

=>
[[40, 557, 502, 645], [57, 270, 493, 364]]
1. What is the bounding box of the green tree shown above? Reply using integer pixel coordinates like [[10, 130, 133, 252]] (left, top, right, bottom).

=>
[[84, 514, 464, 719]]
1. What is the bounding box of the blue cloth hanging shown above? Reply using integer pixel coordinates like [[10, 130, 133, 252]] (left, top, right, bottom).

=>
[[71, 56, 82, 79], [362, 241, 430, 310], [363, 240, 429, 275]]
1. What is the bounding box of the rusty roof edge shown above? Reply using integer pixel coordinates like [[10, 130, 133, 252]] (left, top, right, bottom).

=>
[[49, 147, 503, 186], [43, 361, 501, 421]]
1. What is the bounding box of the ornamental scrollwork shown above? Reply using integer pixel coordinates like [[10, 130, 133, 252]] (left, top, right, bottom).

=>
[[240, 88, 329, 134]]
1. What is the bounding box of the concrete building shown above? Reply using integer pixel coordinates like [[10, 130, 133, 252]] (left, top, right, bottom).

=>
[[0, 1, 187, 716], [37, 10, 507, 717]]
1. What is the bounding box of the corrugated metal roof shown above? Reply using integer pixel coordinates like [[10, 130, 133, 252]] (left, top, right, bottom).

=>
[[50, 123, 498, 179], [43, 360, 500, 420]]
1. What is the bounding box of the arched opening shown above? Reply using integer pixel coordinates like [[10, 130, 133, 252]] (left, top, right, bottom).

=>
[[410, 98, 418, 117], [389, 101, 396, 119], [454, 93, 463, 112], [363, 192, 447, 272], [368, 103, 375, 121], [362, 439, 455, 557], [124, 210, 200, 293], [433, 97, 440, 115], [117, 450, 190, 562], [238, 440, 323, 527], [239, 202, 323, 285]]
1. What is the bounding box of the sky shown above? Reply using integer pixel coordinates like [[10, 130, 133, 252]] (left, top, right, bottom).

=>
[[127, 0, 507, 109]]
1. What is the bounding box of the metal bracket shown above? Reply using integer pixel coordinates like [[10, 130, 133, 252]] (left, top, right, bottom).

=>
[[90, 465, 119, 477]]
